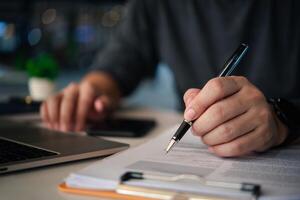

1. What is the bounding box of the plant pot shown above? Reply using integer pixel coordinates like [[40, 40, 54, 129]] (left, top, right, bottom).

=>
[[28, 77, 55, 101]]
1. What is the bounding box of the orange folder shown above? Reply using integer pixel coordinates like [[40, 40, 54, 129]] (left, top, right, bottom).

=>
[[58, 182, 154, 200]]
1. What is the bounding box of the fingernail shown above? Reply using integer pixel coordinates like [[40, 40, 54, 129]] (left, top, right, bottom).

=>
[[55, 123, 59, 130], [75, 124, 82, 132], [95, 100, 103, 112], [184, 108, 196, 121], [61, 124, 67, 132], [46, 123, 51, 129], [49, 123, 54, 129]]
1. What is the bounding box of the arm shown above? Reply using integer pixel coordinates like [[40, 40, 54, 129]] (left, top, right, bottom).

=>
[[41, 0, 159, 131], [90, 0, 159, 96]]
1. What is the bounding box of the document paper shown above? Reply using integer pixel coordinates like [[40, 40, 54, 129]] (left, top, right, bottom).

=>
[[66, 125, 300, 200]]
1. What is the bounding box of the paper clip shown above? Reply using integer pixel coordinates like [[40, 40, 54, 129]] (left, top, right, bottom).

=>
[[117, 171, 260, 200]]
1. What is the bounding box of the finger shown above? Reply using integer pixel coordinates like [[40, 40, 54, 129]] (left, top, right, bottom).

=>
[[192, 89, 249, 137], [47, 94, 62, 129], [94, 97, 104, 112], [96, 95, 113, 111], [75, 82, 96, 131], [183, 88, 201, 107], [184, 76, 246, 121], [40, 102, 50, 128], [201, 107, 258, 146], [208, 125, 270, 157], [59, 83, 79, 132], [87, 96, 110, 121]]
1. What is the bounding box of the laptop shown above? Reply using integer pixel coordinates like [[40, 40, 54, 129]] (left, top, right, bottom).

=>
[[0, 119, 129, 174]]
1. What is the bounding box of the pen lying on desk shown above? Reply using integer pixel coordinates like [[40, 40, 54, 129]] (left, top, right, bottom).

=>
[[165, 43, 249, 153]]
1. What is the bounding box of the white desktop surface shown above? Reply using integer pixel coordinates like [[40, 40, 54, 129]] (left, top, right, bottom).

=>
[[0, 107, 182, 200]]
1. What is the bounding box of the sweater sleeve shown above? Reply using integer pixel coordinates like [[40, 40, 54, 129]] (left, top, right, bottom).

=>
[[90, 0, 159, 96]]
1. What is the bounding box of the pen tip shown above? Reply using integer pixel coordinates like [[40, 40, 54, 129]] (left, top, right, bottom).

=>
[[165, 139, 176, 154]]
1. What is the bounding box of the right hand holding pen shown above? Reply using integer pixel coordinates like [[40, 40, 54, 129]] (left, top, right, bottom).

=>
[[183, 76, 287, 157], [40, 81, 114, 132]]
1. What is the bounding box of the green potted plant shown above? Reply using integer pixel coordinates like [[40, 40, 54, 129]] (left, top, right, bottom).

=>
[[26, 53, 59, 101]]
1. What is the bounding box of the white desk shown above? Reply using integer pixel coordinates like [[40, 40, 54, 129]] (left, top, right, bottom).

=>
[[0, 107, 182, 200]]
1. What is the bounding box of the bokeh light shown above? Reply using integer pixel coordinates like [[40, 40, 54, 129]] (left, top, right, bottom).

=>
[[42, 8, 57, 25], [28, 28, 42, 46]]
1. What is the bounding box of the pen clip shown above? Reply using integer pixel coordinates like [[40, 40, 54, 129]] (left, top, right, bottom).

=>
[[219, 43, 248, 77]]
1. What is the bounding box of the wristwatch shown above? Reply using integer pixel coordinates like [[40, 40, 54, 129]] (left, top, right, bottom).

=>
[[267, 98, 300, 145]]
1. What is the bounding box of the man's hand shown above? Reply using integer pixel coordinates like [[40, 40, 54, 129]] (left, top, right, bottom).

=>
[[40, 72, 120, 132], [183, 76, 288, 157]]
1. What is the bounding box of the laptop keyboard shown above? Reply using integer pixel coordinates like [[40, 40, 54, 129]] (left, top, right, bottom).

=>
[[0, 138, 58, 165]]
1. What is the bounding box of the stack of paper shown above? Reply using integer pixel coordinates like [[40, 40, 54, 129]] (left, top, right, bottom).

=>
[[65, 125, 300, 200]]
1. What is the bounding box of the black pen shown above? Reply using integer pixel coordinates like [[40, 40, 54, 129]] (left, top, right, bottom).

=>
[[165, 43, 249, 153]]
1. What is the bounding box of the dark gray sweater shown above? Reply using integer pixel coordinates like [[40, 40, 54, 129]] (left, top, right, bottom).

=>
[[91, 0, 300, 110]]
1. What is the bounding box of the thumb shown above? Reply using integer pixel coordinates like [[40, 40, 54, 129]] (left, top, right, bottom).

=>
[[94, 95, 113, 112], [88, 95, 113, 121], [94, 97, 105, 113]]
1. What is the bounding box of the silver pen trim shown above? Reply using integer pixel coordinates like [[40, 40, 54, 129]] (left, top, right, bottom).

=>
[[165, 139, 177, 154], [183, 119, 193, 126]]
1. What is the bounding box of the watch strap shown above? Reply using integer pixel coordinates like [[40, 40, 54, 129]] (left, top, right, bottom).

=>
[[267, 98, 300, 145]]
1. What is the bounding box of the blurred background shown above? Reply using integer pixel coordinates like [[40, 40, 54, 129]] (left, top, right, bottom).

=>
[[0, 0, 178, 111]]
